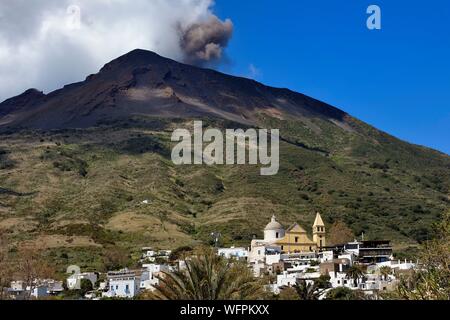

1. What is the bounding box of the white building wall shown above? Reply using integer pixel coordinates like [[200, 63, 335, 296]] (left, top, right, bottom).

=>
[[276, 272, 299, 288], [67, 273, 97, 290], [375, 260, 416, 271], [265, 253, 281, 265], [319, 251, 334, 263], [140, 265, 171, 291], [108, 278, 140, 298], [328, 272, 355, 289], [218, 247, 248, 259], [264, 229, 285, 243], [31, 286, 49, 299], [248, 243, 266, 265], [142, 264, 169, 274]]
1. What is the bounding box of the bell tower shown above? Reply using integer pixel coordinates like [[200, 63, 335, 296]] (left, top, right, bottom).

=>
[[313, 212, 326, 248]]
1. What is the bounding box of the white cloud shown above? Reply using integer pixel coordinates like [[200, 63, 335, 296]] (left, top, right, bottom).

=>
[[0, 0, 231, 101]]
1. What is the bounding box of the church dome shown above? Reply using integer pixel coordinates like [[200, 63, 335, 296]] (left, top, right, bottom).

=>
[[264, 215, 283, 231]]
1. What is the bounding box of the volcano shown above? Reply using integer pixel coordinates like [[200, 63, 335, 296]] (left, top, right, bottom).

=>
[[0, 49, 350, 131]]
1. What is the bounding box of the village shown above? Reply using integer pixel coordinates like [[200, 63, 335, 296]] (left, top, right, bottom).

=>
[[3, 213, 417, 300]]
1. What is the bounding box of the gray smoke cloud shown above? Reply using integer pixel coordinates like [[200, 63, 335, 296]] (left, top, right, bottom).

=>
[[180, 16, 233, 65], [0, 0, 233, 101]]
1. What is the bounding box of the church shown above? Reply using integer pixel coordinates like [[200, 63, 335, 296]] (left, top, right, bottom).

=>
[[248, 213, 326, 277], [252, 212, 326, 254]]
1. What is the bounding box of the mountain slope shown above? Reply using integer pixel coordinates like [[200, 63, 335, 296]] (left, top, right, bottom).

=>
[[0, 49, 349, 130], [0, 49, 449, 271]]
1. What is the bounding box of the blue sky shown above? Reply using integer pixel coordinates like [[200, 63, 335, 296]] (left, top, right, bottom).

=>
[[214, 0, 450, 155]]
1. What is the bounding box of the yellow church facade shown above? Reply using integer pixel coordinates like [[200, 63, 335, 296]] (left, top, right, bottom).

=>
[[275, 212, 326, 253]]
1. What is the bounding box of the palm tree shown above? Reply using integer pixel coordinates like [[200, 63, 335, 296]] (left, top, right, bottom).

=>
[[152, 247, 266, 300], [326, 287, 364, 300], [345, 265, 365, 288], [379, 266, 392, 281], [294, 280, 324, 300]]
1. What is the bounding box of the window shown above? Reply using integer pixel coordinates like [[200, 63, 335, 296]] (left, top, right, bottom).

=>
[[276, 232, 279, 238], [295, 237, 299, 243], [125, 284, 129, 292]]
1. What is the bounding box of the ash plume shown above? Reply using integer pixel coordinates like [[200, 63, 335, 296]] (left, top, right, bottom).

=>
[[0, 0, 233, 101], [180, 16, 233, 66]]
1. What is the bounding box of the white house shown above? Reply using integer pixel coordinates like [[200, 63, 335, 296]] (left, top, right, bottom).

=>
[[67, 272, 98, 290], [277, 271, 300, 288], [265, 252, 281, 266], [141, 248, 172, 262], [297, 270, 321, 281], [318, 251, 334, 263], [42, 279, 63, 295], [281, 252, 317, 267], [31, 285, 49, 299], [10, 281, 26, 292], [218, 247, 248, 260], [142, 263, 170, 274], [8, 279, 63, 299], [7, 281, 27, 299], [328, 271, 354, 289], [248, 241, 267, 265], [374, 259, 416, 271], [140, 264, 170, 291], [338, 252, 358, 265], [249, 244, 282, 277], [285, 263, 312, 274], [142, 247, 156, 261], [139, 270, 154, 291], [104, 269, 142, 299]]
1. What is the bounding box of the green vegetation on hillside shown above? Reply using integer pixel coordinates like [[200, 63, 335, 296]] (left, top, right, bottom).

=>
[[0, 116, 449, 272]]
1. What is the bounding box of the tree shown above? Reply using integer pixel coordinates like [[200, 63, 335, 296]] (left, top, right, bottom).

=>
[[345, 265, 365, 288], [328, 220, 355, 246], [392, 211, 450, 300], [17, 248, 55, 300], [379, 266, 392, 281], [278, 287, 299, 300], [326, 287, 364, 300], [293, 280, 323, 300], [152, 247, 266, 300], [315, 274, 332, 289], [169, 246, 194, 262], [292, 275, 331, 300], [80, 278, 93, 296], [0, 231, 13, 300]]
